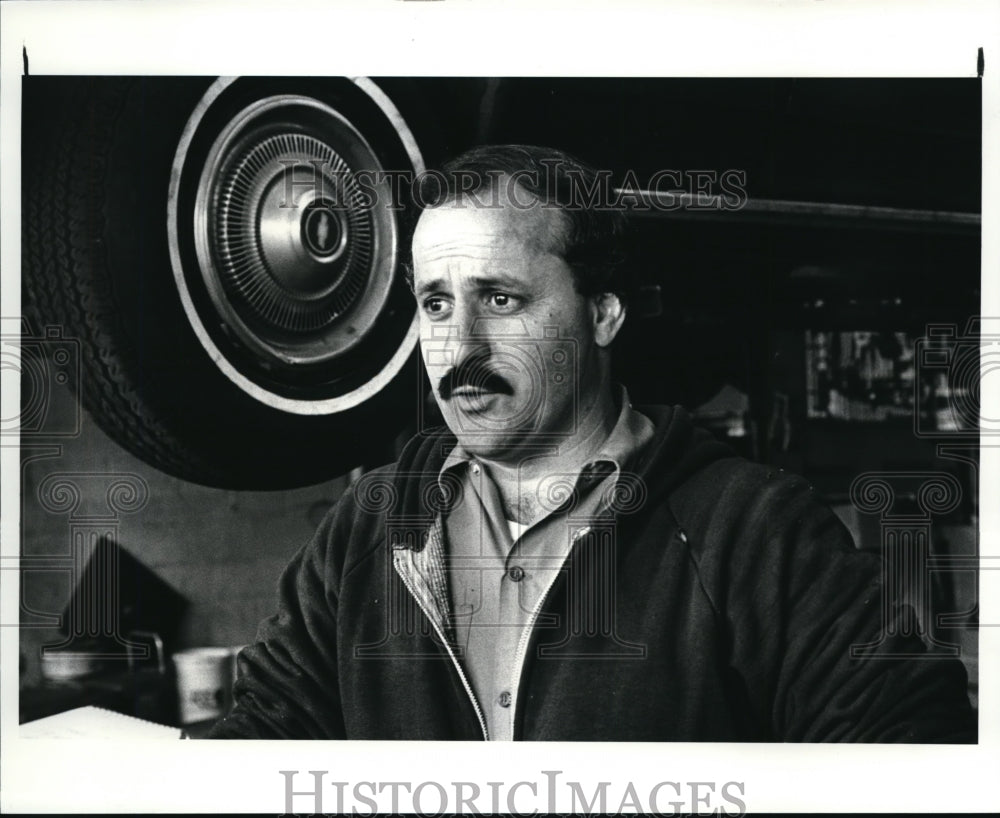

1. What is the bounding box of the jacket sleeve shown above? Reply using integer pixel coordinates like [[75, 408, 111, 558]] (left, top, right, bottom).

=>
[[688, 463, 976, 742], [208, 492, 353, 739]]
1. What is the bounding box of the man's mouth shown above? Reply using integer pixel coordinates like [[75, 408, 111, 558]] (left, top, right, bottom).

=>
[[439, 366, 514, 405], [450, 385, 505, 413]]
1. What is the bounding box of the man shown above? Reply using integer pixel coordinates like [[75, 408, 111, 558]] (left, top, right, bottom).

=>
[[210, 145, 975, 741]]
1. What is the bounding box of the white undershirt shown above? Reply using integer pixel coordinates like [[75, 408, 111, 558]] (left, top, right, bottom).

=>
[[506, 518, 528, 544]]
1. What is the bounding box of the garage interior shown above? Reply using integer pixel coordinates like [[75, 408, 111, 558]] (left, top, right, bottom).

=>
[[17, 76, 981, 732]]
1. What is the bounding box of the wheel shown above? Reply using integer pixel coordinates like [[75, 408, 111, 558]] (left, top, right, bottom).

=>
[[22, 76, 426, 488]]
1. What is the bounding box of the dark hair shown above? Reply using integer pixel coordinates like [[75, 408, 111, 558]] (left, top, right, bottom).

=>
[[405, 144, 630, 300]]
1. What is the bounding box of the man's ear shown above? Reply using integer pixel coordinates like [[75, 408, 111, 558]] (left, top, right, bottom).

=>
[[589, 293, 626, 348]]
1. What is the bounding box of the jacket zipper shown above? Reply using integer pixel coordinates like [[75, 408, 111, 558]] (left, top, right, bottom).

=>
[[393, 560, 490, 740], [509, 525, 592, 739]]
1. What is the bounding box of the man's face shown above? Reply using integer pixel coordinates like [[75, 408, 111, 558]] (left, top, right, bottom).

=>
[[412, 192, 602, 463]]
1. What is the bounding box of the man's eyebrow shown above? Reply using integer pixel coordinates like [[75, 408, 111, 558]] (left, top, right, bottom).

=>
[[466, 274, 528, 291], [413, 277, 449, 297], [413, 274, 528, 296]]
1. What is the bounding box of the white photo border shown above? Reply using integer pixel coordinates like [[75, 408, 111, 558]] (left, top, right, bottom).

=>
[[2, 0, 998, 813]]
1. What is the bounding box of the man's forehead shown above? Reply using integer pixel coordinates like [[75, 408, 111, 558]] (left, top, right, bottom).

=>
[[412, 193, 568, 265]]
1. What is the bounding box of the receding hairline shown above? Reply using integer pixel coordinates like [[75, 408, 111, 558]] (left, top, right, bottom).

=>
[[417, 174, 574, 260]]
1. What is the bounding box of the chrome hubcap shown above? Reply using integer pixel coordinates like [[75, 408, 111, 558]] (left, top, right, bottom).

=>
[[193, 95, 396, 367], [169, 78, 424, 413]]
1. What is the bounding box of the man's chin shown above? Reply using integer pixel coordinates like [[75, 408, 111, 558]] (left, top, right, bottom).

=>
[[436, 397, 546, 459], [452, 432, 520, 462]]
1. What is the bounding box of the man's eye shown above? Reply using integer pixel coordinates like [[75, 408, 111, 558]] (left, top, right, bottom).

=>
[[423, 297, 451, 317], [488, 292, 518, 310]]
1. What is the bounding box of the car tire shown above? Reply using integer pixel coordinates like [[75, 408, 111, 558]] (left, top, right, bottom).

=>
[[22, 76, 425, 489]]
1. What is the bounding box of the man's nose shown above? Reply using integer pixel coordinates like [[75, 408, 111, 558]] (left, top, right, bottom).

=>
[[426, 306, 529, 370], [447, 306, 496, 369], [425, 302, 488, 372], [447, 312, 533, 366]]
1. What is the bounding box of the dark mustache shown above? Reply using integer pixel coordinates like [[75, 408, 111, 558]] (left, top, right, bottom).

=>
[[438, 354, 514, 401]]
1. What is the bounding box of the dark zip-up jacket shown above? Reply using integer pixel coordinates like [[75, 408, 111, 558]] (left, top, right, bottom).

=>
[[210, 405, 975, 741]]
